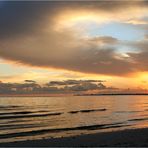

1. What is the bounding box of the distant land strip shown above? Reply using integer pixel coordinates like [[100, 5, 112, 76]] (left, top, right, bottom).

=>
[[0, 93, 148, 97], [77, 93, 148, 96]]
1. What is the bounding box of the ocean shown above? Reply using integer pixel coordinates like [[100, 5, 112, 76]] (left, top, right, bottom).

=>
[[0, 95, 148, 143]]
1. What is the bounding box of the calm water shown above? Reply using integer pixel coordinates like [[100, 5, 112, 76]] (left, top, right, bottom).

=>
[[0, 95, 148, 143]]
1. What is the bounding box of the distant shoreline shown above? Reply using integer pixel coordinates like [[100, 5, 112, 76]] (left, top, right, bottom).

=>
[[77, 93, 148, 96], [0, 93, 148, 97], [1, 127, 148, 147]]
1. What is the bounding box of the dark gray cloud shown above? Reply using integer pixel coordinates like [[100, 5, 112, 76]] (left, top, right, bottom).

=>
[[0, 1, 148, 76], [0, 39, 136, 75], [0, 1, 62, 39], [0, 80, 107, 94], [25, 80, 36, 83], [47, 80, 105, 86], [0, 1, 146, 38], [127, 39, 148, 71], [66, 82, 98, 91], [66, 82, 107, 91], [129, 51, 148, 71]]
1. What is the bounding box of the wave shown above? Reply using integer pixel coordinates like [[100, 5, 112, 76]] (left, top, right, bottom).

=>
[[69, 108, 107, 114], [0, 105, 26, 111], [0, 123, 44, 130], [128, 117, 148, 122], [115, 111, 143, 113], [0, 110, 50, 116], [68, 111, 79, 114], [0, 112, 63, 120], [0, 111, 33, 116], [0, 122, 128, 139], [0, 105, 22, 108]]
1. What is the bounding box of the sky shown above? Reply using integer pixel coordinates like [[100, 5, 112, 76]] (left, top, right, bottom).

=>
[[0, 1, 148, 91]]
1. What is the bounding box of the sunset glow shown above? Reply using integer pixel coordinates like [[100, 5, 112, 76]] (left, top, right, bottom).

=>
[[0, 1, 148, 94], [0, 2, 148, 146]]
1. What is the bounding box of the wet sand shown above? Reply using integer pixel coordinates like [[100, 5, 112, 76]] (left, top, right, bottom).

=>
[[0, 127, 148, 147]]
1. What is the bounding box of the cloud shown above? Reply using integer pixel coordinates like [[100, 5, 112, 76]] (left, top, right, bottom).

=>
[[0, 79, 147, 94], [0, 75, 18, 79], [126, 19, 148, 25], [144, 34, 148, 39], [0, 1, 148, 76], [0, 80, 108, 94], [89, 36, 118, 44], [129, 51, 148, 71], [0, 34, 135, 76], [47, 81, 67, 86], [25, 80, 36, 83], [47, 80, 105, 86], [67, 82, 98, 91]]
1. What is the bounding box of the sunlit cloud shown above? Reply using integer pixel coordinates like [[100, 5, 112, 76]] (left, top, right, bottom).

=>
[[0, 1, 148, 90]]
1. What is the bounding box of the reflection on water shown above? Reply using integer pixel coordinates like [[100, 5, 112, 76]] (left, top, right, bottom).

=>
[[0, 95, 147, 143]]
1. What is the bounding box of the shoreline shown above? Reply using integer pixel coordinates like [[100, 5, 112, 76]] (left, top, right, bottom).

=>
[[1, 127, 148, 147], [0, 93, 148, 97]]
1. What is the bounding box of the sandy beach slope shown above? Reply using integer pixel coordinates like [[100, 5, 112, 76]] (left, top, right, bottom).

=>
[[0, 127, 148, 147]]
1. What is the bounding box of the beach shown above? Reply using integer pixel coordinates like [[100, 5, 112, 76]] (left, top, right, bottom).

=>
[[0, 96, 148, 147], [1, 0, 148, 147], [0, 127, 148, 147]]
